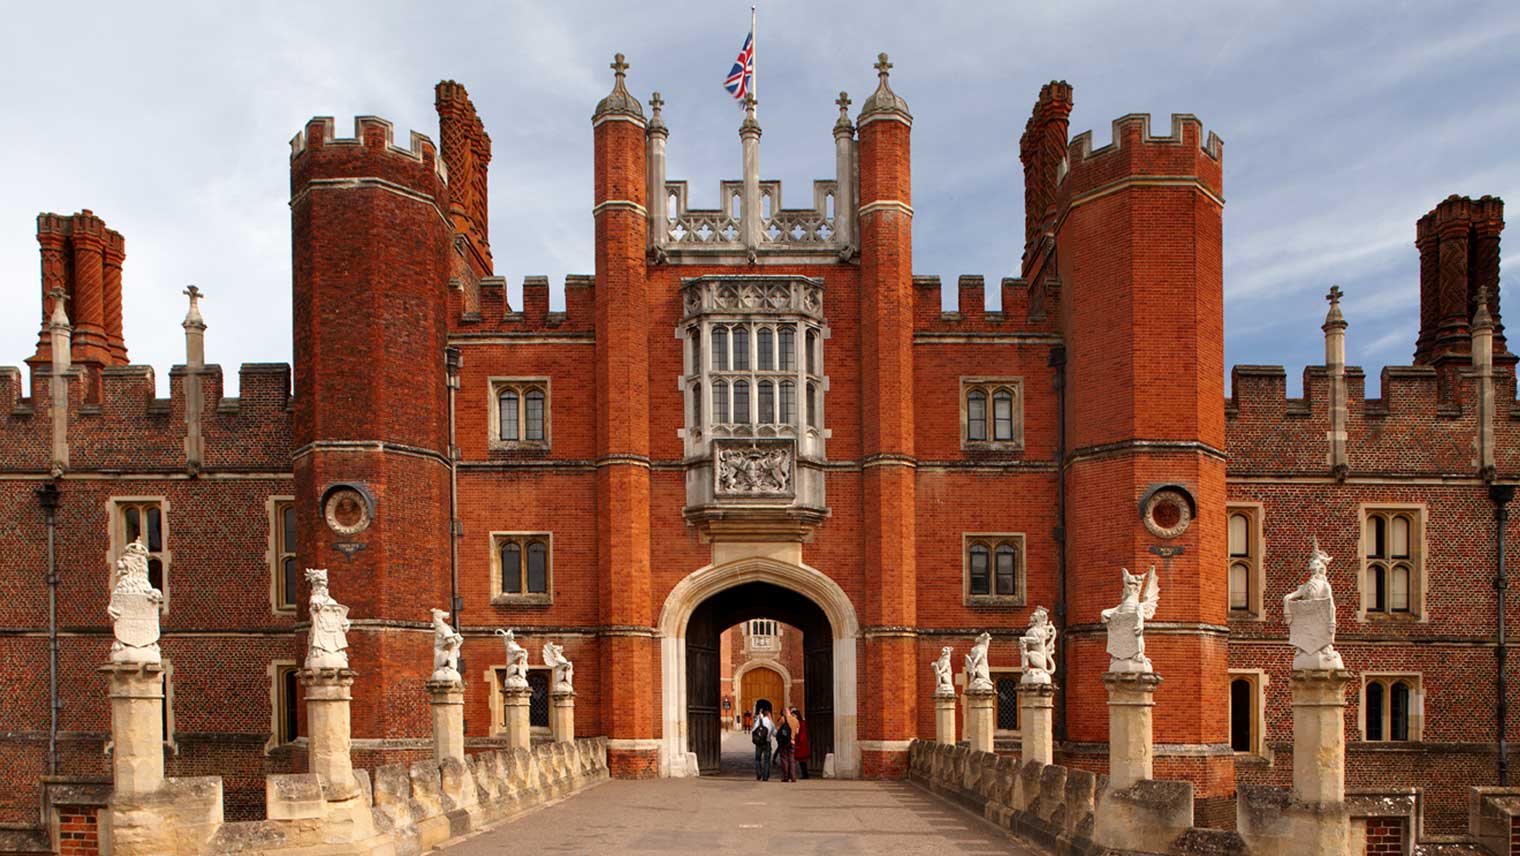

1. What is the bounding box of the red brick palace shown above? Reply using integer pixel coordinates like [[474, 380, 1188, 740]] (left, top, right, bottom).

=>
[[0, 53, 1514, 846]]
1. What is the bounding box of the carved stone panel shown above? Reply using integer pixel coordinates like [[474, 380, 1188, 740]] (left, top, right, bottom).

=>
[[713, 441, 794, 499]]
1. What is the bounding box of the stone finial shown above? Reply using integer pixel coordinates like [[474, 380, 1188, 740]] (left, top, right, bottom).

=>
[[740, 93, 761, 136], [305, 568, 351, 670], [543, 640, 574, 693], [1101, 566, 1159, 673], [1019, 605, 1057, 685], [429, 608, 463, 684], [182, 285, 205, 330], [963, 631, 993, 692], [1322, 284, 1347, 332], [107, 538, 163, 665], [647, 91, 666, 132], [1474, 284, 1495, 332], [47, 287, 70, 330], [834, 91, 854, 134], [1284, 537, 1344, 670], [931, 646, 955, 697], [857, 52, 911, 121], [593, 52, 645, 121]]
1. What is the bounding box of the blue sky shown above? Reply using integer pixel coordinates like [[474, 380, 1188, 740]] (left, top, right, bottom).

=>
[[2, 1, 1516, 396]]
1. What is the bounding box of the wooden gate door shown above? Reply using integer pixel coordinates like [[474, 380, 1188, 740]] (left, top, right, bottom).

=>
[[686, 608, 722, 774], [740, 667, 785, 715], [803, 632, 834, 763]]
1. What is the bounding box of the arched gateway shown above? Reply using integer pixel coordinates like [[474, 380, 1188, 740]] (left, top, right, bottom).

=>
[[658, 557, 859, 778]]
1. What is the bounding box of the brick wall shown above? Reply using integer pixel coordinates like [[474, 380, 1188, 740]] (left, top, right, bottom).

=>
[[53, 807, 99, 856], [1364, 816, 1405, 855]]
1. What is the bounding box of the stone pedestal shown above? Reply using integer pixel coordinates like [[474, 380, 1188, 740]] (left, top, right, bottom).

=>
[[934, 693, 957, 745], [300, 668, 359, 801], [965, 688, 995, 754], [551, 690, 575, 744], [100, 662, 165, 798], [1103, 671, 1163, 790], [1019, 682, 1056, 765], [427, 679, 465, 764], [502, 685, 532, 751], [1291, 669, 1355, 805]]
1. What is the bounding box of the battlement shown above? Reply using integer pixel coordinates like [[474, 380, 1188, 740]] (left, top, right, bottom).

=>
[[1226, 360, 1520, 476], [1060, 113, 1223, 199], [909, 274, 1050, 333], [455, 275, 595, 334], [0, 361, 294, 473], [289, 116, 448, 187]]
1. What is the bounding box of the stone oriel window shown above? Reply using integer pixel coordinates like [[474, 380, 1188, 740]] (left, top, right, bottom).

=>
[[1362, 675, 1421, 742], [111, 498, 170, 611], [1361, 507, 1422, 618], [490, 378, 550, 450], [964, 534, 1026, 605], [271, 498, 298, 612], [961, 378, 1023, 451], [1227, 505, 1264, 617], [491, 532, 552, 605], [1228, 670, 1267, 755]]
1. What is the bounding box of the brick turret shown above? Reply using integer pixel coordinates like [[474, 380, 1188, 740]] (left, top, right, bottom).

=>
[[855, 52, 918, 777], [1055, 110, 1233, 809], [590, 54, 657, 776], [289, 115, 454, 758]]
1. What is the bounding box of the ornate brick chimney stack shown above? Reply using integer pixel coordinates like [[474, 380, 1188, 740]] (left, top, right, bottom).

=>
[[28, 210, 128, 397], [1019, 81, 1073, 277], [1413, 195, 1509, 383], [435, 80, 493, 279]]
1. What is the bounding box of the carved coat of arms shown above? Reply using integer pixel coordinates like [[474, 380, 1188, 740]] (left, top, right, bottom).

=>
[[1288, 598, 1336, 659]]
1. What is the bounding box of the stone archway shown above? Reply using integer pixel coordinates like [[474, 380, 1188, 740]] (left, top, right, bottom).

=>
[[657, 557, 860, 778]]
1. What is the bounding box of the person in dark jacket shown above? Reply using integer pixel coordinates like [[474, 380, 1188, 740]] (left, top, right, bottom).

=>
[[774, 708, 797, 782], [790, 707, 811, 779]]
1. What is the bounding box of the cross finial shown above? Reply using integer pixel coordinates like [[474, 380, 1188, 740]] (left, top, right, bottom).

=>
[[47, 287, 68, 305], [611, 53, 629, 78], [875, 53, 893, 79], [184, 285, 202, 301], [836, 91, 851, 113], [1326, 285, 1343, 306], [649, 91, 664, 113]]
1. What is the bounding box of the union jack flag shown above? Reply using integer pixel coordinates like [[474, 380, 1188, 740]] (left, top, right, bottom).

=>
[[724, 31, 754, 102]]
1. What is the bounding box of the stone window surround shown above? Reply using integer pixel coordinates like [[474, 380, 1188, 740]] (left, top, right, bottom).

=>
[[264, 659, 300, 754], [266, 495, 297, 615], [1227, 668, 1270, 757], [488, 530, 553, 606], [1357, 504, 1426, 622], [485, 664, 553, 738], [487, 377, 551, 451], [1357, 672, 1424, 743], [962, 532, 1027, 607], [107, 496, 172, 615], [991, 667, 1022, 736], [959, 377, 1025, 452], [1226, 503, 1266, 620], [682, 320, 828, 439]]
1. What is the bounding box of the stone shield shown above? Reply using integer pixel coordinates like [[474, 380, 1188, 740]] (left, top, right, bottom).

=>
[[1105, 610, 1141, 662], [110, 590, 160, 648], [1288, 597, 1335, 655]]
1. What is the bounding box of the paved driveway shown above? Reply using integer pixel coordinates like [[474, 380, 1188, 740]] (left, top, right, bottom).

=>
[[441, 732, 1038, 855]]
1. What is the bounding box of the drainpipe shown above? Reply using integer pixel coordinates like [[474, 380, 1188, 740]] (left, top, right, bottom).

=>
[[36, 481, 61, 776], [445, 347, 463, 714], [1050, 344, 1068, 743], [1493, 483, 1514, 785]]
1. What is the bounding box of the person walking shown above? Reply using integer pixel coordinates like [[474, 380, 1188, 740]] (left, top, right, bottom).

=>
[[751, 703, 774, 781], [790, 707, 811, 780], [774, 708, 797, 782]]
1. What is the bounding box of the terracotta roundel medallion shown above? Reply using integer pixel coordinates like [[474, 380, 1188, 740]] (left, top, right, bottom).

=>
[[1141, 487, 1192, 540], [324, 487, 371, 537]]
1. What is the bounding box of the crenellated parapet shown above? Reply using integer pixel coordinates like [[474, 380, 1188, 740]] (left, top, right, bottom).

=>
[[289, 115, 448, 202], [1060, 113, 1223, 204], [0, 361, 294, 473], [909, 275, 1058, 334], [452, 274, 596, 335]]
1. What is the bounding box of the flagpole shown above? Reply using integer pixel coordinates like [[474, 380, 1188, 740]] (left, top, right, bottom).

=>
[[750, 5, 757, 116]]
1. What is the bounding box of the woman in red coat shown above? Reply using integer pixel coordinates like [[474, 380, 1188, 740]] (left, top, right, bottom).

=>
[[790, 707, 811, 780]]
